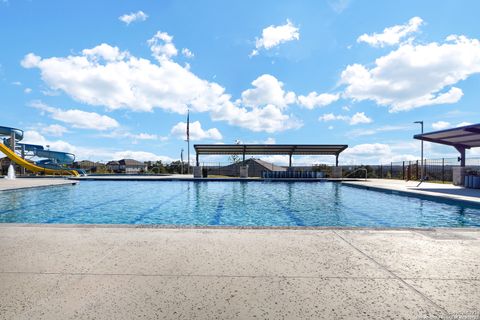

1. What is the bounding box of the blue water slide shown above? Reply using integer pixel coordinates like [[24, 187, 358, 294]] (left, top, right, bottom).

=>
[[0, 126, 24, 140], [35, 149, 75, 164], [1, 125, 76, 166]]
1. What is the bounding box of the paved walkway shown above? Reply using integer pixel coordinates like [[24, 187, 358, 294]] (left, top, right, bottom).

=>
[[0, 178, 77, 191], [1, 225, 479, 319], [343, 179, 480, 204]]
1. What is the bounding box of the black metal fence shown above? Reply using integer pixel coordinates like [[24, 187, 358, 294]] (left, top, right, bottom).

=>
[[27, 157, 480, 182], [195, 158, 480, 182], [342, 158, 480, 183]]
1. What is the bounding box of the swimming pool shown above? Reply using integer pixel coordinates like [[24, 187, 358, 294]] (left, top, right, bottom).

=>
[[1, 181, 479, 227]]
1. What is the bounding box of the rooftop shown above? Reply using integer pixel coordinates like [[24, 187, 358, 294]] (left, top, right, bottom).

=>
[[194, 144, 348, 155], [414, 123, 480, 149]]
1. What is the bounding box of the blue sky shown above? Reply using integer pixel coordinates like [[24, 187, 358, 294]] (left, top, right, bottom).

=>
[[1, 0, 479, 165]]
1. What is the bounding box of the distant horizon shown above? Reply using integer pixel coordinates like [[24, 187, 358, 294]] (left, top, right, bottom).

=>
[[1, 0, 479, 165]]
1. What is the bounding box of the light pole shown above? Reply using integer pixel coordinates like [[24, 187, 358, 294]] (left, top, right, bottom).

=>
[[185, 109, 190, 175], [180, 149, 184, 174], [414, 121, 424, 181]]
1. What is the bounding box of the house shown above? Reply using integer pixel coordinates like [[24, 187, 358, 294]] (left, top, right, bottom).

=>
[[73, 160, 106, 174], [119, 159, 147, 174], [106, 159, 147, 174], [106, 161, 120, 173], [206, 158, 286, 177]]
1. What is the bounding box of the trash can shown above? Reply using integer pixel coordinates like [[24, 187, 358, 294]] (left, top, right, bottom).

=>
[[473, 176, 480, 189], [202, 168, 208, 178], [465, 175, 475, 188]]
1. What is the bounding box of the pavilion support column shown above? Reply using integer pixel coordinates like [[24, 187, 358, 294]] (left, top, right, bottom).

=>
[[193, 153, 202, 178], [10, 131, 15, 152], [20, 144, 26, 175], [239, 145, 248, 178], [289, 153, 292, 168], [332, 154, 342, 179], [453, 146, 467, 186], [455, 146, 466, 167]]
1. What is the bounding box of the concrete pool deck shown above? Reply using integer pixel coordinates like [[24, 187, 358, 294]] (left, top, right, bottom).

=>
[[343, 179, 480, 205], [0, 178, 77, 191], [0, 225, 479, 319]]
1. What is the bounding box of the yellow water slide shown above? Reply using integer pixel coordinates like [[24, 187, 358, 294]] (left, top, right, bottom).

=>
[[0, 142, 79, 176]]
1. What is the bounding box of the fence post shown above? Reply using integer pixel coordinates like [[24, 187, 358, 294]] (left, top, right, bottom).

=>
[[390, 162, 393, 179], [416, 160, 419, 180], [402, 161, 405, 180], [380, 165, 383, 178], [442, 158, 445, 183]]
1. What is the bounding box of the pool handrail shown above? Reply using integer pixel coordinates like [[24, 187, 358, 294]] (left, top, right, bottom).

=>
[[344, 167, 368, 181]]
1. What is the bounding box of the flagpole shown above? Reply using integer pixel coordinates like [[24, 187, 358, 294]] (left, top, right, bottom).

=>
[[187, 109, 190, 175]]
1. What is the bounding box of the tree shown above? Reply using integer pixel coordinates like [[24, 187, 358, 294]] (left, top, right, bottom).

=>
[[229, 139, 242, 164], [229, 154, 242, 164]]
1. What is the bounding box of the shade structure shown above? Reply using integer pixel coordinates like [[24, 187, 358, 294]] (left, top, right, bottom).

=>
[[414, 123, 480, 166], [194, 144, 348, 167]]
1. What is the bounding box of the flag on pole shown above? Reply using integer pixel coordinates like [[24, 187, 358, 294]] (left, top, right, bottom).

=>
[[186, 109, 190, 141]]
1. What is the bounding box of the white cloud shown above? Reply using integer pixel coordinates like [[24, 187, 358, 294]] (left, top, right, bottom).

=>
[[319, 113, 346, 122], [170, 121, 222, 141], [101, 130, 165, 142], [119, 11, 148, 25], [345, 143, 390, 156], [264, 137, 276, 144], [11, 81, 21, 86], [431, 120, 473, 130], [347, 125, 409, 137], [238, 137, 277, 144], [298, 92, 339, 109], [350, 112, 373, 125], [21, 34, 301, 133], [112, 151, 173, 162], [328, 0, 351, 13], [21, 53, 41, 68], [130, 133, 158, 140], [41, 124, 68, 137], [31, 101, 119, 130], [181, 48, 194, 58], [20, 130, 174, 162], [41, 89, 60, 96], [24, 88, 32, 94], [251, 19, 299, 56], [357, 17, 423, 47], [82, 43, 129, 61], [148, 31, 178, 60], [241, 74, 295, 109], [319, 112, 372, 125], [432, 121, 450, 130], [210, 103, 302, 133], [341, 35, 480, 111], [22, 130, 77, 156], [342, 143, 418, 164]]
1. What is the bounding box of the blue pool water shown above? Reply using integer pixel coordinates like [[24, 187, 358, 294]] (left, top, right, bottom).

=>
[[1, 181, 480, 227]]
